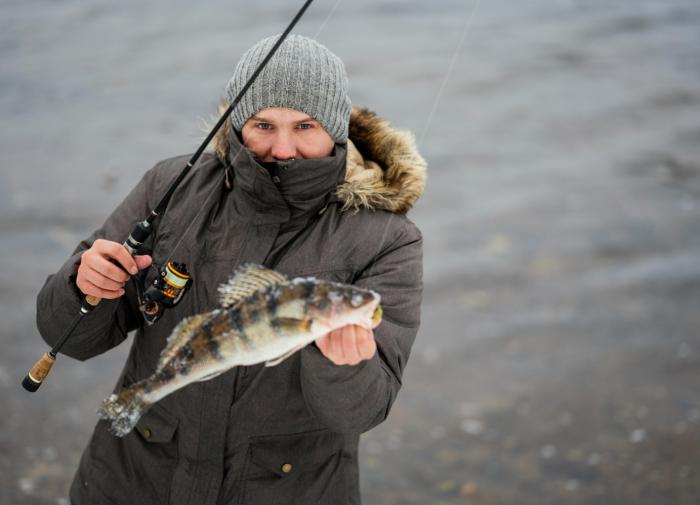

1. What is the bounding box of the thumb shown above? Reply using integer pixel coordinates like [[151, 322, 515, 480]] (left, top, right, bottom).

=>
[[134, 255, 152, 271]]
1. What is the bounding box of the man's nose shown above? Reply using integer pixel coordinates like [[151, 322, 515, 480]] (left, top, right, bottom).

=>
[[270, 131, 297, 161]]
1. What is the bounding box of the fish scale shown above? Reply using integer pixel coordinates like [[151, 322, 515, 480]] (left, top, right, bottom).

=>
[[97, 263, 382, 436]]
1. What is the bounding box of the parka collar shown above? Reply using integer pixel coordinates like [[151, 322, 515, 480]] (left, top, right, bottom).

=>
[[226, 130, 346, 226], [213, 103, 428, 215]]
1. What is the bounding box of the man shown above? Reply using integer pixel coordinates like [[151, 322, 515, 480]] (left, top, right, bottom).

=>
[[37, 34, 426, 504]]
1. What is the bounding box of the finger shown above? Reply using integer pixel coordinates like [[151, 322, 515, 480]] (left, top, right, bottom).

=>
[[356, 327, 377, 360], [330, 328, 347, 364], [315, 333, 331, 356], [99, 241, 138, 275], [352, 326, 367, 362], [78, 278, 124, 299], [81, 247, 129, 282], [92, 255, 131, 283], [342, 326, 362, 365], [135, 255, 152, 271], [82, 266, 127, 292]]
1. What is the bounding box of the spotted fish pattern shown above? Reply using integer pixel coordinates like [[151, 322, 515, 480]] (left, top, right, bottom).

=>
[[98, 263, 382, 437]]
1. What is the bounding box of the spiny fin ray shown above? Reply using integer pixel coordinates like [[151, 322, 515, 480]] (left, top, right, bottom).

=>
[[218, 263, 288, 309]]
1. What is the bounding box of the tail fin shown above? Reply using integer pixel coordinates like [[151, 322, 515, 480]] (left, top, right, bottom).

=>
[[97, 382, 152, 437]]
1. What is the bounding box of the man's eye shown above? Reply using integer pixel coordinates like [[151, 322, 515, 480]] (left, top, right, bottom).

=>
[[256, 123, 272, 130], [297, 123, 312, 130]]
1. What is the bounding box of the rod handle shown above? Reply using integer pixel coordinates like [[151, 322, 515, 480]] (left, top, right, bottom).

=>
[[84, 295, 101, 307], [78, 256, 132, 311], [21, 352, 56, 392]]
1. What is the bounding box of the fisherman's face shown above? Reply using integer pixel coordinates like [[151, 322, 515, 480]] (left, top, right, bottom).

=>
[[241, 107, 335, 162]]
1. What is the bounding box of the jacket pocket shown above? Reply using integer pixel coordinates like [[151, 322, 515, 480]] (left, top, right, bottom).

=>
[[87, 377, 179, 504], [134, 402, 179, 445], [240, 429, 346, 505]]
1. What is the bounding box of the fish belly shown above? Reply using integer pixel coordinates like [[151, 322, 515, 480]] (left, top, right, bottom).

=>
[[141, 320, 323, 404]]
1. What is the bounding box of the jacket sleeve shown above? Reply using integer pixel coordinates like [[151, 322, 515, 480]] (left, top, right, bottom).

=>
[[35, 165, 165, 361], [299, 217, 423, 434]]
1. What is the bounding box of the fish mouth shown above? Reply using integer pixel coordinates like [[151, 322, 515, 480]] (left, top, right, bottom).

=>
[[371, 304, 383, 329], [319, 299, 382, 332]]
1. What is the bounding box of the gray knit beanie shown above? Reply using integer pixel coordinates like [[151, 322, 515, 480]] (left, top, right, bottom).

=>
[[225, 34, 351, 143]]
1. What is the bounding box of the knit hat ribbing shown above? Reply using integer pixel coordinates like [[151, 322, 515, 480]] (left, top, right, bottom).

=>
[[225, 34, 351, 144]]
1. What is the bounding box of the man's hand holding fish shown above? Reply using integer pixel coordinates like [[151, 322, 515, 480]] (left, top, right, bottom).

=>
[[316, 325, 377, 366]]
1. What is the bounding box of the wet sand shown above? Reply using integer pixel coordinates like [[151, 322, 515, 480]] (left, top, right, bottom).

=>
[[2, 0, 699, 503]]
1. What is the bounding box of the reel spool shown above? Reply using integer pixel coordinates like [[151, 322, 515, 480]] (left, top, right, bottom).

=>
[[139, 261, 192, 324]]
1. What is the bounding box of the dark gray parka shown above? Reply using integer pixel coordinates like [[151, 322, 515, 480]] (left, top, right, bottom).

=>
[[37, 107, 427, 505]]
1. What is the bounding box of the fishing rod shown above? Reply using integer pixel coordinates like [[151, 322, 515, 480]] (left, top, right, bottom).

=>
[[22, 0, 316, 393]]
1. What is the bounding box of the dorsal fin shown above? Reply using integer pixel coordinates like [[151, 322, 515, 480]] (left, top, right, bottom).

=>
[[217, 263, 288, 309], [156, 311, 216, 371]]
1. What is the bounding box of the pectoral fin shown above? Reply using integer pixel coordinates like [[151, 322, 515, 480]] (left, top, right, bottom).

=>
[[157, 311, 217, 371], [193, 369, 227, 383], [265, 342, 309, 367], [274, 317, 313, 333]]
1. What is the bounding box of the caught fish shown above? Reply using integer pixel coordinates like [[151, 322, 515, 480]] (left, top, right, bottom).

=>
[[98, 263, 382, 436]]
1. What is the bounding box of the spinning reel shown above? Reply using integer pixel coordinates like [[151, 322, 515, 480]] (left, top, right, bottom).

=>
[[136, 261, 192, 325]]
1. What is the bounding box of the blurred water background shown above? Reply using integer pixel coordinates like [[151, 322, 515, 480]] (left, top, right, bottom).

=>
[[1, 0, 699, 503]]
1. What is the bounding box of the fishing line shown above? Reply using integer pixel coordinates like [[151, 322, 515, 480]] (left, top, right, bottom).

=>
[[162, 0, 344, 267], [365, 0, 481, 293], [313, 0, 343, 38], [419, 0, 481, 146], [22, 0, 317, 392], [161, 145, 245, 267], [363, 212, 395, 293]]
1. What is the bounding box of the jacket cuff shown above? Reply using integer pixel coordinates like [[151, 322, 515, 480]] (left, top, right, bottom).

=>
[[61, 252, 87, 307], [36, 251, 123, 358], [55, 252, 121, 317], [299, 344, 388, 433]]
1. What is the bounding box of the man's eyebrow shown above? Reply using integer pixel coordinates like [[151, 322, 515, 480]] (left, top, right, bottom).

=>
[[249, 114, 317, 123]]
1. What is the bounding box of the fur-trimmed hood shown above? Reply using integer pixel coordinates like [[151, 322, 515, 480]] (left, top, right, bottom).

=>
[[211, 105, 427, 214]]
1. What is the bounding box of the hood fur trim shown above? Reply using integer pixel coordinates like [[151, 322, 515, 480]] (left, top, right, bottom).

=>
[[210, 103, 427, 214], [339, 108, 426, 214]]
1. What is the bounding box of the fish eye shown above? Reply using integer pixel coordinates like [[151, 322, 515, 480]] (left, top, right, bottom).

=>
[[350, 293, 364, 307]]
